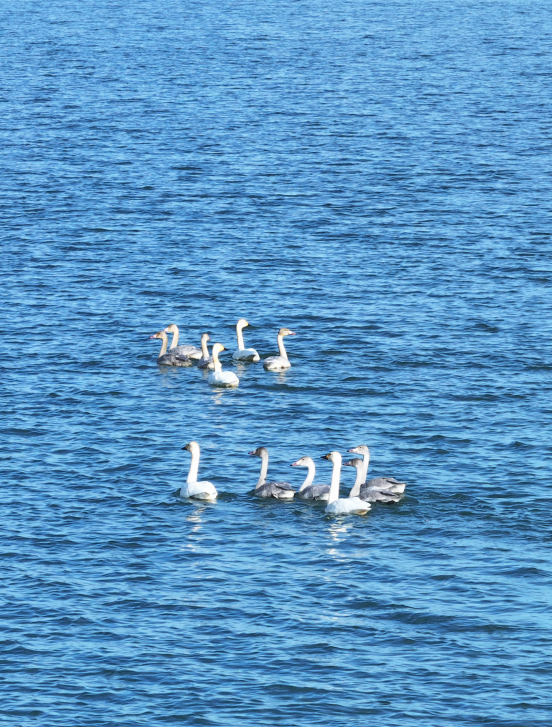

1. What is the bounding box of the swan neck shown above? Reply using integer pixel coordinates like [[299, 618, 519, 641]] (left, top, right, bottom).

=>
[[277, 334, 288, 359], [349, 463, 363, 498], [328, 454, 342, 503], [187, 448, 200, 483], [169, 327, 179, 349], [158, 332, 169, 357], [236, 323, 246, 351], [361, 452, 370, 482], [212, 348, 222, 373], [257, 451, 269, 487], [201, 337, 209, 358], [298, 461, 315, 492]]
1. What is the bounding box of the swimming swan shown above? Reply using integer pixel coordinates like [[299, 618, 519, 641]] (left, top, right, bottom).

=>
[[198, 332, 215, 370], [348, 445, 406, 495], [291, 456, 330, 501], [249, 446, 295, 499], [180, 441, 218, 501], [263, 327, 295, 371], [232, 318, 260, 362], [207, 343, 239, 387], [164, 323, 202, 361], [150, 330, 195, 366], [321, 451, 370, 516], [344, 458, 402, 503]]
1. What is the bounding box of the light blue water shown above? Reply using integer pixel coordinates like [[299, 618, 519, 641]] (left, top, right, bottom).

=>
[[1, 0, 552, 725]]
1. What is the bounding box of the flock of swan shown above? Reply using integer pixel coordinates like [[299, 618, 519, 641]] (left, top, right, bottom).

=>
[[152, 319, 407, 517], [150, 319, 295, 386], [182, 441, 406, 517]]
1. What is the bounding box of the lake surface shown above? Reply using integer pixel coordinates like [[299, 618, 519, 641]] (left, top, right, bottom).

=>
[[1, 0, 551, 725]]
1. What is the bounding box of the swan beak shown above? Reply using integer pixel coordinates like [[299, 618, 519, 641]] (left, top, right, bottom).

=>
[[290, 461, 299, 467], [182, 443, 191, 451], [320, 453, 331, 460], [248, 450, 256, 456], [289, 331, 296, 335]]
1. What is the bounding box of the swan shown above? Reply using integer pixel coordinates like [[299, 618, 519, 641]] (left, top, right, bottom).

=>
[[232, 318, 260, 362], [198, 332, 214, 370], [150, 330, 195, 366], [347, 445, 406, 494], [207, 343, 239, 387], [291, 456, 330, 501], [263, 327, 296, 371], [321, 451, 371, 516], [344, 458, 402, 503], [249, 446, 295, 499], [164, 323, 202, 361], [180, 441, 217, 501]]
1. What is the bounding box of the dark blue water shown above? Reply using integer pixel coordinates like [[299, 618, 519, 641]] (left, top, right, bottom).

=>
[[2, 0, 552, 725]]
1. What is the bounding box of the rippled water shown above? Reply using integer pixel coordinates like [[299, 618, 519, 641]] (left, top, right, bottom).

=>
[[2, 0, 552, 725]]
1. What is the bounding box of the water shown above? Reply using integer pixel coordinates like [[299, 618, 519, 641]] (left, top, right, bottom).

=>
[[1, 0, 552, 725]]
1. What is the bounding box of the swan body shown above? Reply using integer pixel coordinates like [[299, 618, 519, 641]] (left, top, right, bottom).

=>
[[232, 318, 260, 362], [348, 445, 406, 495], [321, 451, 370, 516], [180, 441, 217, 501], [250, 446, 294, 499], [263, 327, 295, 371], [164, 323, 202, 361], [291, 456, 330, 501], [344, 458, 402, 503], [198, 332, 215, 370], [150, 330, 195, 366], [207, 343, 239, 387]]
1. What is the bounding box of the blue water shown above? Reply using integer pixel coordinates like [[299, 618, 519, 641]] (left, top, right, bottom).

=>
[[2, 0, 552, 725]]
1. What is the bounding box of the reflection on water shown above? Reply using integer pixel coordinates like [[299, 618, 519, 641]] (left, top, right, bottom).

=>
[[182, 504, 207, 551]]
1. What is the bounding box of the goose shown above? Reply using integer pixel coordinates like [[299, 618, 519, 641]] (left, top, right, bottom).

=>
[[344, 458, 402, 503], [198, 333, 215, 370], [180, 441, 217, 501], [164, 323, 202, 361], [348, 445, 406, 494], [249, 446, 295, 499], [263, 327, 295, 371], [150, 330, 195, 366], [291, 456, 330, 501], [321, 451, 370, 516], [207, 343, 239, 387], [232, 318, 260, 362]]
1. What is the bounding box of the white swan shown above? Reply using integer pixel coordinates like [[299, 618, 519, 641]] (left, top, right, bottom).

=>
[[198, 332, 214, 370], [249, 446, 295, 499], [321, 451, 370, 516], [291, 456, 330, 501], [207, 343, 239, 387], [150, 330, 195, 366], [348, 445, 406, 495], [344, 458, 402, 503], [164, 323, 202, 361], [263, 327, 295, 371], [180, 441, 217, 501], [232, 318, 260, 362]]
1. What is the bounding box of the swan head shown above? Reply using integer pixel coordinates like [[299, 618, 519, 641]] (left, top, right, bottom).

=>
[[348, 444, 370, 458], [321, 450, 342, 464], [236, 318, 250, 330], [343, 457, 363, 470], [278, 327, 296, 337], [291, 456, 313, 468], [164, 323, 178, 334], [249, 446, 268, 458], [149, 330, 166, 340], [182, 441, 200, 455], [201, 332, 211, 344], [211, 342, 226, 356]]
